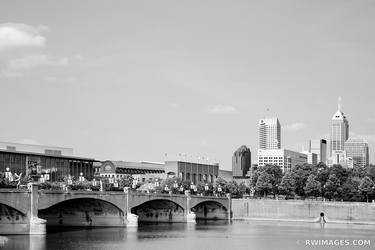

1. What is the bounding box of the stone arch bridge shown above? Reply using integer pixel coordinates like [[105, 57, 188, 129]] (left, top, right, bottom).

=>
[[0, 184, 231, 234]]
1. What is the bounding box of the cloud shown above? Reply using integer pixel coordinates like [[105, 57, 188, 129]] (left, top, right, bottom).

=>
[[1, 54, 69, 77], [284, 122, 306, 131], [203, 104, 238, 114], [0, 23, 47, 50]]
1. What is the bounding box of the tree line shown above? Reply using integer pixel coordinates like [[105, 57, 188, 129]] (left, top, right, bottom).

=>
[[250, 163, 375, 202]]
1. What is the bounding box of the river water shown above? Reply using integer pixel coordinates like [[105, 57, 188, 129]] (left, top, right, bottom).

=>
[[1, 221, 374, 250]]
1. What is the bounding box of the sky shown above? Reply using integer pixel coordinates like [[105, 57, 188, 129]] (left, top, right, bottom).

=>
[[1, 0, 375, 170]]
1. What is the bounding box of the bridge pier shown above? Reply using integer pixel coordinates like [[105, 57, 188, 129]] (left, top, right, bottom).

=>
[[29, 184, 46, 235], [124, 187, 138, 227], [226, 193, 232, 221], [185, 191, 196, 223]]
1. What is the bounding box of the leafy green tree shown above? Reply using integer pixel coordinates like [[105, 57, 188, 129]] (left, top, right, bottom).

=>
[[257, 164, 282, 197], [341, 176, 361, 201], [366, 165, 375, 181], [238, 182, 249, 197], [226, 181, 240, 197], [291, 164, 315, 197], [118, 175, 134, 188], [324, 174, 342, 200], [328, 164, 349, 185], [316, 164, 329, 187], [278, 171, 296, 196], [359, 176, 374, 202], [249, 170, 259, 190], [351, 167, 367, 179], [255, 172, 273, 197], [304, 174, 321, 198]]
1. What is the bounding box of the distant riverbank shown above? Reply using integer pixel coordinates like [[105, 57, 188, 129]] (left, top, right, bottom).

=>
[[232, 199, 375, 225]]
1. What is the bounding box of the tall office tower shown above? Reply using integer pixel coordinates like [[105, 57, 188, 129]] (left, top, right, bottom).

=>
[[232, 145, 251, 178], [259, 117, 281, 149], [344, 137, 369, 168], [331, 98, 349, 155], [309, 139, 327, 163]]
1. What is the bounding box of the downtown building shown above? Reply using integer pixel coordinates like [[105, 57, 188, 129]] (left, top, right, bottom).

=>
[[258, 149, 308, 172], [309, 139, 327, 164], [344, 137, 369, 168], [0, 141, 97, 181], [232, 145, 251, 179], [259, 117, 281, 150], [330, 101, 349, 154], [328, 100, 352, 168], [257, 117, 308, 172]]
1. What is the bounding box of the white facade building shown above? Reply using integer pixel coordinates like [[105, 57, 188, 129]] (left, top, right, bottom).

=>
[[259, 117, 281, 150], [258, 149, 308, 172]]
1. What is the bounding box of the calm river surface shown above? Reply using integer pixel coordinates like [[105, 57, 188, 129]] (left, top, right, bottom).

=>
[[1, 221, 374, 250]]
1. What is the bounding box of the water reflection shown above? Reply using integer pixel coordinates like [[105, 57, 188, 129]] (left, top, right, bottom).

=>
[[1, 221, 374, 250]]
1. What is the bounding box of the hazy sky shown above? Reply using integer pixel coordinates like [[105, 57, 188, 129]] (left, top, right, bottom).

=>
[[1, 0, 375, 169]]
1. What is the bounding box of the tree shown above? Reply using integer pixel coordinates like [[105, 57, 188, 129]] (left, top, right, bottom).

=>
[[238, 182, 249, 197], [291, 164, 315, 197], [278, 171, 296, 197], [256, 165, 282, 197], [366, 165, 375, 181], [226, 181, 240, 197], [304, 174, 321, 198], [324, 174, 342, 200], [328, 164, 349, 185], [118, 175, 134, 188], [359, 176, 374, 202], [255, 172, 273, 197], [341, 176, 361, 202]]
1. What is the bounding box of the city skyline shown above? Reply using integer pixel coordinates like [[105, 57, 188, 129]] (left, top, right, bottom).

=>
[[1, 1, 375, 170]]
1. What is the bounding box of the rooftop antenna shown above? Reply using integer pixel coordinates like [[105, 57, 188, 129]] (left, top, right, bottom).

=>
[[338, 96, 342, 111]]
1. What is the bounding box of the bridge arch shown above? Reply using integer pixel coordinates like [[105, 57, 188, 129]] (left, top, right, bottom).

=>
[[0, 198, 28, 216], [0, 202, 28, 224], [191, 200, 228, 220], [39, 197, 126, 226], [190, 198, 229, 211], [131, 199, 185, 222]]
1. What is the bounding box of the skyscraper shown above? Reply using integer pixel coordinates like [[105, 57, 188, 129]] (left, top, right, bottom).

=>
[[309, 139, 327, 163], [259, 117, 281, 150], [232, 145, 251, 178], [330, 98, 349, 155], [344, 137, 369, 168]]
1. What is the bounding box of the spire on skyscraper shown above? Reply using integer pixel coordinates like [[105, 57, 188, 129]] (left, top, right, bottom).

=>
[[338, 96, 342, 111]]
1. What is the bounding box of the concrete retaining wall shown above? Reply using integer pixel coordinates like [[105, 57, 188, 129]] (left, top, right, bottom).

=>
[[232, 199, 375, 224]]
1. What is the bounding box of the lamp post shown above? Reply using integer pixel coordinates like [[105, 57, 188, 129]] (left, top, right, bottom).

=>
[[67, 175, 73, 185], [132, 179, 137, 189], [204, 183, 209, 196], [173, 181, 178, 193], [218, 185, 222, 197], [79, 172, 85, 182]]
